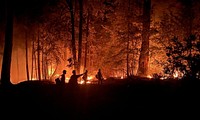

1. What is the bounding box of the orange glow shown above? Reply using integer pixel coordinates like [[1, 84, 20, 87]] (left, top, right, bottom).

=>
[[87, 76, 94, 80], [78, 75, 95, 84], [86, 81, 91, 84], [48, 67, 55, 76], [79, 80, 85, 84], [31, 77, 38, 80], [147, 75, 153, 79], [173, 71, 178, 78], [173, 70, 183, 79], [160, 76, 167, 80], [65, 77, 70, 83], [54, 74, 60, 78]]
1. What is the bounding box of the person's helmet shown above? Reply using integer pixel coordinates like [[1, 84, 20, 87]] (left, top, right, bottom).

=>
[[63, 70, 67, 74], [72, 70, 76, 74]]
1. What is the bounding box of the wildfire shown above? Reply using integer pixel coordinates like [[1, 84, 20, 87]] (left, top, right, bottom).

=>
[[48, 68, 55, 76], [79, 80, 85, 84], [147, 75, 153, 79], [173, 70, 183, 79], [88, 76, 94, 80], [152, 70, 183, 80], [31, 77, 38, 80], [65, 77, 70, 83], [160, 76, 167, 80], [173, 71, 178, 78], [78, 75, 94, 84]]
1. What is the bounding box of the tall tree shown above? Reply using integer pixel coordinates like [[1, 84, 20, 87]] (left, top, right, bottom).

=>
[[31, 35, 35, 80], [37, 24, 41, 80], [126, 0, 131, 77], [77, 0, 83, 74], [1, 0, 13, 86], [25, 23, 30, 81], [66, 0, 77, 70], [84, 7, 90, 71], [137, 0, 151, 77]]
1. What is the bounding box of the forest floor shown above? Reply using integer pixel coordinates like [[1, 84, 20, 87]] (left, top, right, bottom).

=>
[[0, 77, 200, 120]]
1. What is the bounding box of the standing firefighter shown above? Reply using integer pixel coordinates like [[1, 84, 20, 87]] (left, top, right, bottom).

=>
[[68, 70, 85, 86], [96, 69, 104, 85], [55, 70, 67, 85], [82, 70, 88, 84], [60, 70, 67, 84]]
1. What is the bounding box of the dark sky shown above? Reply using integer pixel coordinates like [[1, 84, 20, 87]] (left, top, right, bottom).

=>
[[0, 0, 58, 23], [0, 0, 172, 17], [0, 0, 170, 17]]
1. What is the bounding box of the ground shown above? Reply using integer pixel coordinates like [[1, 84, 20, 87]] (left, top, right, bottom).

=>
[[0, 78, 200, 120]]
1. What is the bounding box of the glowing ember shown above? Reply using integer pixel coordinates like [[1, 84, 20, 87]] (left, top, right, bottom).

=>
[[160, 76, 167, 80], [31, 77, 38, 80], [54, 74, 60, 78], [77, 76, 95, 84], [65, 77, 70, 83], [173, 70, 183, 79], [86, 81, 91, 84], [79, 80, 85, 84], [173, 71, 178, 78], [48, 68, 55, 76], [147, 75, 152, 79], [87, 76, 94, 80]]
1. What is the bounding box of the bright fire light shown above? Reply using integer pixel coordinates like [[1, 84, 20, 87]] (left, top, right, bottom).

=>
[[86, 81, 91, 84], [31, 77, 37, 80], [54, 74, 60, 78], [160, 76, 167, 80], [173, 70, 183, 79], [173, 71, 178, 78], [48, 68, 55, 76], [79, 80, 84, 84], [147, 75, 152, 79], [88, 76, 94, 80], [78, 75, 94, 84], [65, 77, 70, 83]]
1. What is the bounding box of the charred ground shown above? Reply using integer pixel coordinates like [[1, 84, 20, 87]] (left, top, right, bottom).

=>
[[0, 77, 200, 119]]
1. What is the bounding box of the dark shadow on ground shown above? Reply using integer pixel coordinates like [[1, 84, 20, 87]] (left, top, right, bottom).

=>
[[0, 78, 200, 119]]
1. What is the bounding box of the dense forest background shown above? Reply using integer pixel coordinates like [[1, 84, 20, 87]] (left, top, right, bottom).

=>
[[0, 0, 200, 84]]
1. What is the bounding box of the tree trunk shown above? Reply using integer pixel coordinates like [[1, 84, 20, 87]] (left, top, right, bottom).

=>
[[77, 0, 83, 74], [126, 0, 131, 78], [137, 0, 151, 77], [37, 25, 41, 80], [16, 46, 19, 82], [50, 62, 58, 81], [34, 50, 38, 79], [45, 56, 48, 80], [1, 0, 13, 86], [25, 29, 30, 81], [66, 0, 77, 70], [42, 46, 44, 80], [31, 37, 34, 80], [84, 8, 90, 71]]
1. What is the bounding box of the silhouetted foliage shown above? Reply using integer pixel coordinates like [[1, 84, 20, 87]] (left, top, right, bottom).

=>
[[164, 35, 200, 80]]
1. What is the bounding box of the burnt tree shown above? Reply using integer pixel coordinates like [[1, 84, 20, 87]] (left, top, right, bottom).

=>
[[77, 0, 83, 74], [66, 0, 77, 70], [1, 0, 13, 86], [137, 0, 151, 77]]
